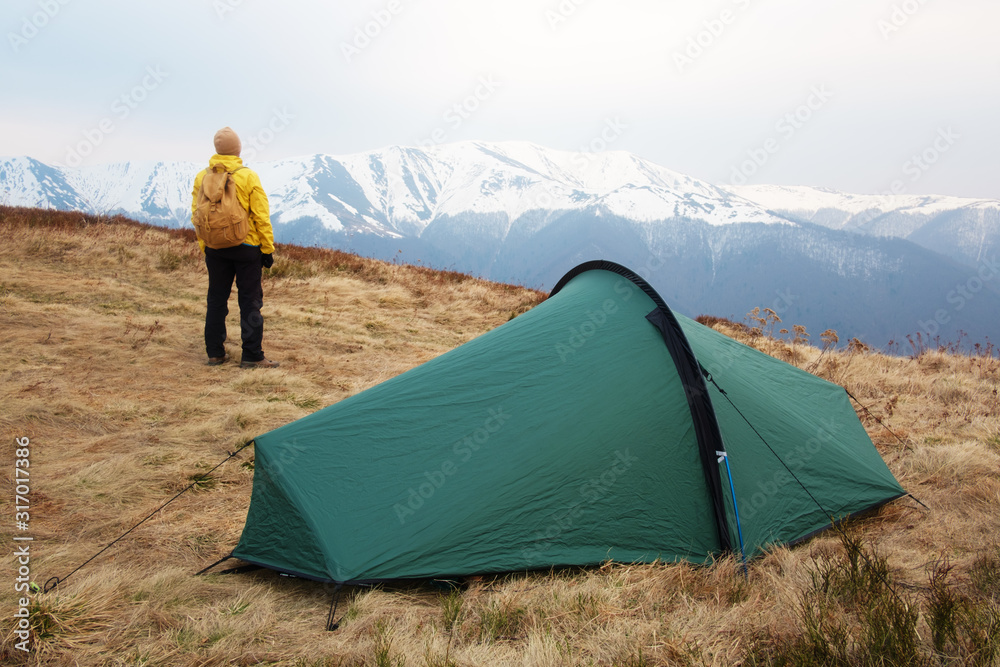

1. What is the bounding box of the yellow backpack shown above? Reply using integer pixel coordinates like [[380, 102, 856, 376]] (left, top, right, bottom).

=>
[[193, 165, 249, 249]]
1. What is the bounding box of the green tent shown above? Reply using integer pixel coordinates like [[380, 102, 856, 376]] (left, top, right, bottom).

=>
[[232, 260, 904, 584]]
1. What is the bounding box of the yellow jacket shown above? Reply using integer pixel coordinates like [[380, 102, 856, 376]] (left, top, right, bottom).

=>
[[191, 154, 275, 254]]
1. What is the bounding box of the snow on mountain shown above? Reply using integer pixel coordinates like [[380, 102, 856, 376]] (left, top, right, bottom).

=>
[[0, 142, 791, 235], [0, 156, 92, 211], [2, 142, 998, 348], [726, 184, 989, 221], [728, 183, 1000, 267], [421, 142, 783, 226], [66, 160, 196, 224]]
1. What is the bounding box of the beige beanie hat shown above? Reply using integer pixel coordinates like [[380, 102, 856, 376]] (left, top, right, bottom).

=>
[[213, 127, 242, 156]]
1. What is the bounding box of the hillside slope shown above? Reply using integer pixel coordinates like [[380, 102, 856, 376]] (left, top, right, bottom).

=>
[[1, 207, 998, 666]]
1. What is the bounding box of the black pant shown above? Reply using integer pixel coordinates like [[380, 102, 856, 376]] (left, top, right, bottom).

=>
[[204, 244, 265, 362]]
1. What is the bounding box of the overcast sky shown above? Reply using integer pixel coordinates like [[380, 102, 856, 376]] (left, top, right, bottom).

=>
[[2, 0, 998, 198]]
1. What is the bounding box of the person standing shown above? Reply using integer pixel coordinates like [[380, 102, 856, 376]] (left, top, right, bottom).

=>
[[191, 126, 279, 369]]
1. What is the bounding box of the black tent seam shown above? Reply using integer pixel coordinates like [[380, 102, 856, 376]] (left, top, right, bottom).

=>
[[550, 260, 734, 553]]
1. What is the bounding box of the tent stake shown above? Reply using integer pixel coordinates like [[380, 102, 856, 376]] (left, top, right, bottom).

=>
[[907, 493, 931, 511], [195, 554, 234, 576], [326, 584, 344, 631]]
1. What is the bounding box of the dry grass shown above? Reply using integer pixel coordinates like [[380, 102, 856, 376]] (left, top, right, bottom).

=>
[[1, 206, 998, 665]]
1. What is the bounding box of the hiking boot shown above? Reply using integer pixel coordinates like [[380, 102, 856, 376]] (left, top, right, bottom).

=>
[[240, 358, 280, 369], [206, 354, 229, 366]]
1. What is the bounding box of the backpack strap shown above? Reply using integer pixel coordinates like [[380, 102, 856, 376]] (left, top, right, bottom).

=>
[[229, 166, 251, 218], [208, 164, 246, 175]]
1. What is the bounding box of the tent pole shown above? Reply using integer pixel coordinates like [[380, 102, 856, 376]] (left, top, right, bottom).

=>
[[717, 451, 748, 579]]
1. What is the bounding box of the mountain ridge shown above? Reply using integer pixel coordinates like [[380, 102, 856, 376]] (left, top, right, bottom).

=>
[[727, 182, 1000, 268], [2, 142, 998, 347]]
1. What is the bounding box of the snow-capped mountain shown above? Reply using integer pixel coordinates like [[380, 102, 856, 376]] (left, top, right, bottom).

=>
[[2, 142, 788, 231], [2, 142, 998, 348], [728, 183, 1000, 269]]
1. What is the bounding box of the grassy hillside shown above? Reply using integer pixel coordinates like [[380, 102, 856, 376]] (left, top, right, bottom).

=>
[[1, 206, 998, 666]]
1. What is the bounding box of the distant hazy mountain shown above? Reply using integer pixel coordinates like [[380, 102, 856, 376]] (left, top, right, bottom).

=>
[[2, 142, 998, 348], [728, 183, 1000, 271]]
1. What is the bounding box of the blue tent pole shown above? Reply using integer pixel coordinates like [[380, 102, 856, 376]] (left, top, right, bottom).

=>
[[716, 451, 748, 579]]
